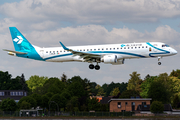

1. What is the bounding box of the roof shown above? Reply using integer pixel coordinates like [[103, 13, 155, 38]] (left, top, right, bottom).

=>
[[100, 97, 112, 104], [108, 98, 152, 103]]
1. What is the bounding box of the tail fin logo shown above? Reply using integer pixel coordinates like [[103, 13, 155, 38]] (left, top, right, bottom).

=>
[[13, 36, 23, 44]]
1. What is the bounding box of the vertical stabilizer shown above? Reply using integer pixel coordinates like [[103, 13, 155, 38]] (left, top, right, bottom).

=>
[[9, 27, 34, 52]]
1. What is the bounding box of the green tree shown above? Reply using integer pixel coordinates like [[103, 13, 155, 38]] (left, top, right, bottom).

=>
[[150, 101, 164, 113], [30, 93, 42, 107], [18, 96, 37, 108], [19, 74, 29, 91], [49, 94, 66, 111], [172, 94, 180, 108], [140, 76, 156, 98], [41, 95, 49, 109], [26, 75, 48, 92], [68, 81, 85, 97], [0, 71, 23, 90], [43, 77, 65, 94], [127, 72, 142, 93], [119, 90, 139, 98], [67, 96, 79, 112], [148, 80, 170, 103], [0, 98, 17, 111], [88, 98, 100, 111], [61, 73, 67, 83], [19, 101, 31, 109], [97, 88, 105, 96], [110, 87, 120, 96], [102, 82, 127, 97]]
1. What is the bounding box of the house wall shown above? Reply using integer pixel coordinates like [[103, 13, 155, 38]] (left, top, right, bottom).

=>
[[109, 100, 151, 112]]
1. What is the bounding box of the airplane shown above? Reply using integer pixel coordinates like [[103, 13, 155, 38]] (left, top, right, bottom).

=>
[[3, 27, 177, 70]]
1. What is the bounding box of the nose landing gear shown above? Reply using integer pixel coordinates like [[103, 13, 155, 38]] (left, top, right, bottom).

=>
[[158, 57, 161, 65]]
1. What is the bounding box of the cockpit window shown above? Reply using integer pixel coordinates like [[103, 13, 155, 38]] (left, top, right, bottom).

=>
[[162, 44, 169, 47]]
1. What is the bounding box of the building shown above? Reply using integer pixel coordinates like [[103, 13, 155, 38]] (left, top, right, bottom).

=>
[[108, 98, 152, 112], [0, 90, 27, 102]]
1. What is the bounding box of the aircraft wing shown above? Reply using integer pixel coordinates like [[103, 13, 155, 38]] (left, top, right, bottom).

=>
[[59, 42, 101, 61], [3, 49, 27, 54]]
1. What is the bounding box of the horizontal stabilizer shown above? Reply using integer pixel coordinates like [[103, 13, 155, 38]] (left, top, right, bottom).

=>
[[3, 49, 27, 54]]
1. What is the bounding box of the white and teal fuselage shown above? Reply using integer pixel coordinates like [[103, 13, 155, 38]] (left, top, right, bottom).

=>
[[4, 27, 177, 69]]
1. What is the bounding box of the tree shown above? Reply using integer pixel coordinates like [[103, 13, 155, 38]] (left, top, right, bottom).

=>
[[68, 81, 85, 97], [26, 75, 48, 92], [61, 73, 67, 83], [49, 94, 66, 111], [140, 76, 156, 98], [148, 80, 170, 103], [150, 101, 164, 113], [97, 88, 105, 96], [0, 71, 23, 90], [127, 72, 142, 93], [41, 95, 49, 109], [30, 93, 42, 107], [172, 94, 180, 108], [18, 96, 37, 108], [19, 74, 29, 91], [0, 98, 17, 111], [110, 87, 120, 96], [42, 77, 65, 95], [19, 101, 31, 109], [119, 90, 139, 98], [88, 98, 100, 111], [67, 96, 79, 112], [102, 82, 127, 97]]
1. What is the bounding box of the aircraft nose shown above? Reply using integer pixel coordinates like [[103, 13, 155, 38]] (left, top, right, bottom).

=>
[[172, 49, 177, 55]]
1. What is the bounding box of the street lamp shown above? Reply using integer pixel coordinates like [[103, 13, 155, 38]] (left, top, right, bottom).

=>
[[49, 101, 59, 116]]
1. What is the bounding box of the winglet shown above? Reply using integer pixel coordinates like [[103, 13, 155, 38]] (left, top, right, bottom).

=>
[[59, 42, 69, 50]]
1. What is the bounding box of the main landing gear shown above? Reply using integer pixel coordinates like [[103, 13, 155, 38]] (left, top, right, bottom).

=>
[[89, 64, 100, 70], [158, 57, 161, 65]]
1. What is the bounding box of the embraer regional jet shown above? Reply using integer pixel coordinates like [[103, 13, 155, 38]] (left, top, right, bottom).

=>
[[3, 27, 177, 70]]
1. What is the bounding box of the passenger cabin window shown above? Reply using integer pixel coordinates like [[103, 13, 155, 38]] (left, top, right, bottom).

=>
[[106, 48, 108, 50], [46, 51, 48, 53]]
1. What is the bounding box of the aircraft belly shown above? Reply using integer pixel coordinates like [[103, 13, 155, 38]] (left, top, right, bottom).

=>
[[45, 56, 74, 62]]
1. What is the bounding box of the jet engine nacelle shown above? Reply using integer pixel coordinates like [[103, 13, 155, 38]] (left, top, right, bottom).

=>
[[101, 54, 124, 65]]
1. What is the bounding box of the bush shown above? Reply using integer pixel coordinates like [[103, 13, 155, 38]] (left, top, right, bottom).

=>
[[20, 101, 31, 109], [18, 96, 37, 109], [150, 101, 164, 113], [0, 98, 17, 111]]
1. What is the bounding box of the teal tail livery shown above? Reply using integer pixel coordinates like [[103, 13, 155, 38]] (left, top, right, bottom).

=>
[[4, 27, 43, 60], [4, 27, 178, 70]]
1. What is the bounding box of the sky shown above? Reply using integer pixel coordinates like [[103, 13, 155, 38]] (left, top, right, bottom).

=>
[[0, 0, 180, 85]]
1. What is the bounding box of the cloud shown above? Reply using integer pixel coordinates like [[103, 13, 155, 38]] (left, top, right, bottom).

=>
[[1, 0, 180, 25], [22, 25, 180, 48]]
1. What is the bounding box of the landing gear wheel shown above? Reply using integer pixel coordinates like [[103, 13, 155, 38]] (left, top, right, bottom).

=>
[[158, 62, 161, 65], [89, 64, 94, 69], [95, 65, 100, 70]]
